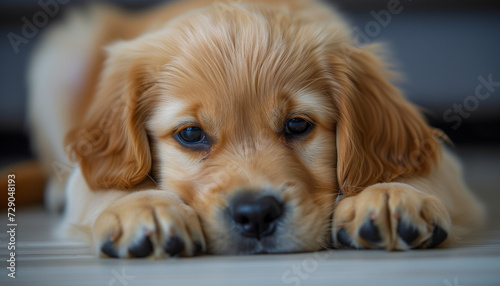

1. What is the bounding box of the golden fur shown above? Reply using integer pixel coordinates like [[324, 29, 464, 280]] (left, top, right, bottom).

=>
[[28, 0, 485, 257]]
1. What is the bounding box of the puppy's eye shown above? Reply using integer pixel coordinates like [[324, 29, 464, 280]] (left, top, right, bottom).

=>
[[179, 126, 203, 142], [285, 118, 312, 136], [175, 126, 210, 151]]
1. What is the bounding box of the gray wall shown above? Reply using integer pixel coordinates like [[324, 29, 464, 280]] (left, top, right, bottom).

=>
[[1, 0, 499, 133]]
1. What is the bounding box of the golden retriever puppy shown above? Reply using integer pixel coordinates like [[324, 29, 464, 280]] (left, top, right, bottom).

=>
[[28, 0, 485, 257]]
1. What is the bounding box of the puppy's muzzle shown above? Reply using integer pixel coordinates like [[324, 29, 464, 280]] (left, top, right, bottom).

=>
[[228, 192, 284, 240]]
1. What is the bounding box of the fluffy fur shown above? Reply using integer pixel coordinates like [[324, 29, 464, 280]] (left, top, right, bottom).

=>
[[28, 0, 485, 257]]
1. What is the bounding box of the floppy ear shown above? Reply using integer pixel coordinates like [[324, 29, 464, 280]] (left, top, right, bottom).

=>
[[330, 44, 443, 196], [65, 40, 159, 190]]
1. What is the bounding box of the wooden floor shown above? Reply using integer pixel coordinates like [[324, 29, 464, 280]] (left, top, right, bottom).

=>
[[1, 147, 500, 286]]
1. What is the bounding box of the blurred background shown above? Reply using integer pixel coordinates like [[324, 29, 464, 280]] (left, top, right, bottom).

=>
[[1, 0, 500, 168]]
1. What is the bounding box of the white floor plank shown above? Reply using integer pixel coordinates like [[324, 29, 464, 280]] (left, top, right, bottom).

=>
[[1, 147, 499, 286]]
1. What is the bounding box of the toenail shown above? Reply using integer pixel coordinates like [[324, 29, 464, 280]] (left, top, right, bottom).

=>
[[359, 220, 382, 244], [426, 225, 448, 249], [164, 236, 185, 256], [397, 220, 419, 246], [101, 239, 119, 258], [128, 235, 154, 258]]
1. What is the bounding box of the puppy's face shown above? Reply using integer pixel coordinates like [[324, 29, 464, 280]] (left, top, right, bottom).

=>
[[68, 3, 440, 255], [149, 71, 336, 254], [146, 6, 338, 254]]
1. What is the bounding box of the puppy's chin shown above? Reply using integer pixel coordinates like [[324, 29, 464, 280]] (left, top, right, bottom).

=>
[[208, 229, 326, 255]]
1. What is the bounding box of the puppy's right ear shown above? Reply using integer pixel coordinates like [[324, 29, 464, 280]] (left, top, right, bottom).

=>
[[65, 39, 162, 190], [329, 44, 443, 197]]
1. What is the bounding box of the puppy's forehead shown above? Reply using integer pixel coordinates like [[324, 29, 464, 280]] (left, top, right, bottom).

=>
[[152, 6, 335, 127], [170, 8, 318, 80]]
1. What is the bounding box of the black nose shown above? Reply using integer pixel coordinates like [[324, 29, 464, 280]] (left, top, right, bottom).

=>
[[229, 193, 284, 239]]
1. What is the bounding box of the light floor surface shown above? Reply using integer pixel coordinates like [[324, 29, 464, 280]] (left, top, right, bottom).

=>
[[1, 147, 499, 286]]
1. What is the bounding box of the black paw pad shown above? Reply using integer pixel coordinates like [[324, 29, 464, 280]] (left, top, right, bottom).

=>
[[101, 239, 119, 258], [128, 235, 153, 258], [194, 241, 203, 255], [397, 220, 419, 246], [164, 236, 185, 256], [359, 220, 382, 245], [336, 229, 357, 249], [426, 225, 448, 249]]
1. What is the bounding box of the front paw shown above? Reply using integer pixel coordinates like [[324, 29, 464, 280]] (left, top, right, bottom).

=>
[[93, 191, 205, 258], [332, 183, 451, 250]]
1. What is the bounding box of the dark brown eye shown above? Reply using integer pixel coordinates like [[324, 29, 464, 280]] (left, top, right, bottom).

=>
[[178, 126, 203, 143], [175, 126, 210, 151], [285, 118, 312, 135]]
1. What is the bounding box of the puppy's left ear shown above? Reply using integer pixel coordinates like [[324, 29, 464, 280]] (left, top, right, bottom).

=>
[[330, 44, 443, 196], [65, 39, 162, 190]]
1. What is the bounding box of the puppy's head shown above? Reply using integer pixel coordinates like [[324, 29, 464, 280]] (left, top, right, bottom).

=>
[[67, 2, 440, 254]]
